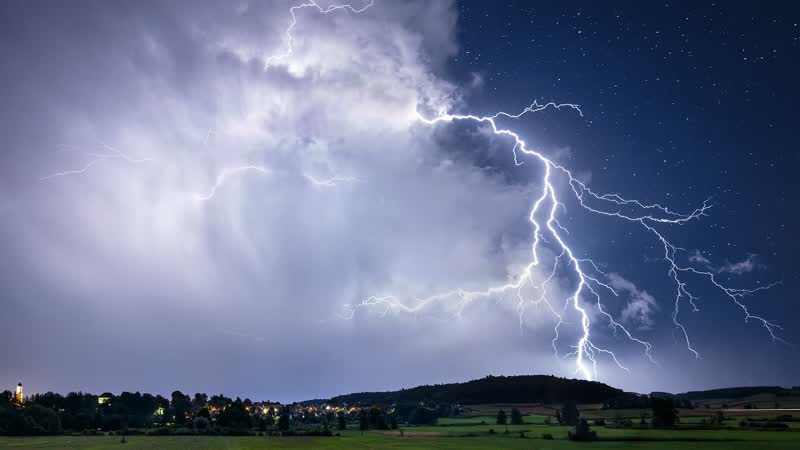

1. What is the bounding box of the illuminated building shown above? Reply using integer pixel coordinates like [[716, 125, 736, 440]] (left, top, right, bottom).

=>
[[14, 381, 22, 404], [98, 393, 113, 405]]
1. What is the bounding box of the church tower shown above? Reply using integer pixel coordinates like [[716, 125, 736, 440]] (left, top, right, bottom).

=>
[[15, 381, 22, 404]]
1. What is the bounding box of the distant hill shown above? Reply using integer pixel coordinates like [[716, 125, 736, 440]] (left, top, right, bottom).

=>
[[679, 386, 796, 400], [319, 375, 624, 406]]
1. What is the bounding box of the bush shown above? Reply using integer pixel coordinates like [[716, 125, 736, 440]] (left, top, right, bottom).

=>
[[542, 433, 554, 440], [488, 428, 495, 434], [568, 419, 597, 442], [616, 418, 633, 428], [191, 417, 210, 431]]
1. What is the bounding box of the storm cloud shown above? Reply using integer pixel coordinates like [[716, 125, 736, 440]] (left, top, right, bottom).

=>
[[2, 1, 795, 402], [0, 0, 579, 401]]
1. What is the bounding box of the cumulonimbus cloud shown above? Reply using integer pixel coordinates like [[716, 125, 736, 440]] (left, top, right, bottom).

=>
[[1, 0, 582, 398]]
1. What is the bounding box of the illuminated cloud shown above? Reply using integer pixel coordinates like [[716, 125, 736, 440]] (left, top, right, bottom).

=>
[[718, 254, 764, 275], [608, 273, 659, 331], [0, 0, 562, 398]]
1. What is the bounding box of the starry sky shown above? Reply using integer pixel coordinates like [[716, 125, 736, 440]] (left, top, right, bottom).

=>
[[0, 1, 797, 402], [452, 0, 799, 388]]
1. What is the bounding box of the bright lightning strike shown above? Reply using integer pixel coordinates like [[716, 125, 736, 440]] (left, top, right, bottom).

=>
[[343, 101, 781, 381], [39, 1, 781, 382]]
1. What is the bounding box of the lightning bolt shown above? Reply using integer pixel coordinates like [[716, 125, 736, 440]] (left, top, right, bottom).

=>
[[193, 166, 358, 201], [196, 0, 372, 201], [193, 166, 271, 202], [264, 0, 375, 69], [343, 101, 781, 381], [40, 142, 152, 181], [304, 174, 360, 187], [38, 0, 781, 381]]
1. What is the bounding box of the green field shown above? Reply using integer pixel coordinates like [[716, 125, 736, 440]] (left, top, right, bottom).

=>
[[1, 422, 797, 449]]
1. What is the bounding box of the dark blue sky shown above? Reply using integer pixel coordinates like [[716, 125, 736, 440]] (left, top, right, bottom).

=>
[[446, 0, 799, 384], [0, 0, 797, 401]]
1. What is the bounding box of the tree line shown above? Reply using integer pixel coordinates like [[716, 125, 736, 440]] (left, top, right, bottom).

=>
[[329, 375, 624, 406]]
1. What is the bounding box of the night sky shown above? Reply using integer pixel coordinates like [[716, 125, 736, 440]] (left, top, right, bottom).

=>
[[0, 1, 797, 402]]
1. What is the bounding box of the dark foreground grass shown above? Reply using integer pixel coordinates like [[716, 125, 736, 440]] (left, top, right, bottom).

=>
[[1, 428, 797, 450]]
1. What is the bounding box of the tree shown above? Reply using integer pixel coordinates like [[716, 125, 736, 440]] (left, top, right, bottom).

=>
[[358, 409, 369, 434], [568, 419, 597, 441], [170, 391, 191, 425], [337, 412, 347, 430], [217, 399, 252, 429], [23, 405, 62, 435], [192, 416, 210, 431], [495, 409, 507, 425], [192, 393, 208, 411], [510, 407, 523, 425], [408, 406, 437, 425], [389, 414, 398, 430], [263, 411, 275, 427], [209, 395, 232, 411], [376, 412, 389, 430], [560, 400, 579, 426], [277, 411, 290, 432], [651, 397, 678, 428], [368, 408, 381, 428]]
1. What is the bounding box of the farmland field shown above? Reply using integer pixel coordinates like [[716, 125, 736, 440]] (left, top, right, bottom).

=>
[[2, 418, 797, 449]]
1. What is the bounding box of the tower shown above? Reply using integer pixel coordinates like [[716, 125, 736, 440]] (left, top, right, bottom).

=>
[[15, 381, 22, 404]]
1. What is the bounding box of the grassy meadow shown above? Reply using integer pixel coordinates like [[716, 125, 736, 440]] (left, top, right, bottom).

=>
[[2, 405, 798, 450]]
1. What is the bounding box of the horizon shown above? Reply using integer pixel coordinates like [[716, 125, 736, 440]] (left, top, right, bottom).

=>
[[1, 0, 797, 405], [6, 374, 798, 405]]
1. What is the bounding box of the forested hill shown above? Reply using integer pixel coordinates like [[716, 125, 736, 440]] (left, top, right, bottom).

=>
[[324, 375, 624, 406], [679, 386, 797, 400]]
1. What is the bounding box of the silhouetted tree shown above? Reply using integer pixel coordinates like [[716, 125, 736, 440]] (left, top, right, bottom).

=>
[[408, 406, 437, 425], [651, 397, 678, 428], [510, 407, 523, 425], [209, 395, 232, 411], [496, 409, 507, 425], [217, 399, 252, 429], [24, 405, 62, 435], [192, 416, 210, 431], [170, 391, 191, 425], [368, 408, 381, 428], [277, 411, 290, 432], [568, 419, 597, 441], [192, 393, 208, 410], [358, 409, 368, 434], [560, 400, 579, 426], [337, 412, 347, 430]]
